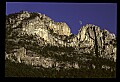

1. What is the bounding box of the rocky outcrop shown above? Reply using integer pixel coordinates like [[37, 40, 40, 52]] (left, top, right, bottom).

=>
[[5, 11, 116, 71], [6, 11, 72, 48], [77, 24, 116, 61], [49, 22, 71, 36]]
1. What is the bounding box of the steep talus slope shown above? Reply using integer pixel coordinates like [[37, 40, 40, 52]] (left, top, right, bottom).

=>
[[5, 11, 116, 77]]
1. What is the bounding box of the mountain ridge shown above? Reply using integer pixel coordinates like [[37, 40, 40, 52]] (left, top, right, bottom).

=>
[[5, 11, 117, 77]]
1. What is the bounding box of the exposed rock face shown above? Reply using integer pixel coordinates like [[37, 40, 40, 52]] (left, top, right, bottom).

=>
[[49, 22, 71, 36], [6, 11, 71, 48], [5, 11, 116, 71], [77, 24, 116, 61]]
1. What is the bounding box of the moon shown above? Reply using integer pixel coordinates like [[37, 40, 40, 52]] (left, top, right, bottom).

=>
[[79, 21, 82, 25]]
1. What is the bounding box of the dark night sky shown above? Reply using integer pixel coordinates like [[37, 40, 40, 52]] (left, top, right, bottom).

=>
[[6, 2, 117, 35]]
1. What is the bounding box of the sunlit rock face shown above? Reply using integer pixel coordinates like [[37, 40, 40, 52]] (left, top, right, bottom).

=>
[[6, 11, 71, 47], [77, 24, 116, 61], [5, 11, 116, 71], [49, 22, 71, 36]]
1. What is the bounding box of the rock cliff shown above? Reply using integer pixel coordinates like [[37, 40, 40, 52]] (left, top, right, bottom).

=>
[[5, 11, 116, 73]]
